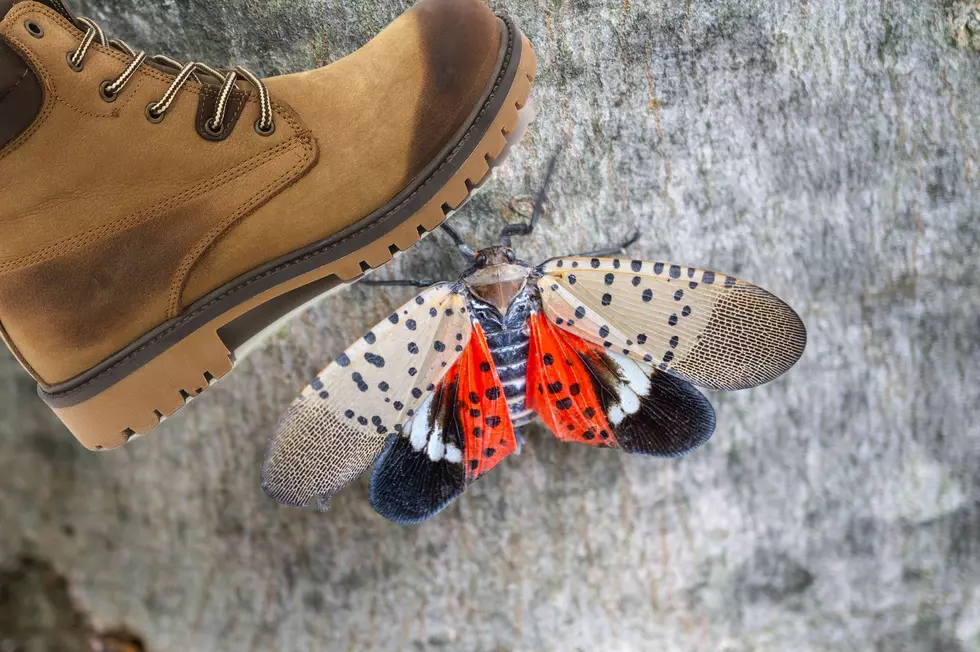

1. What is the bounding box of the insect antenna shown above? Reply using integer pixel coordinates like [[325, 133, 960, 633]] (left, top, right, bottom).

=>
[[500, 149, 562, 247]]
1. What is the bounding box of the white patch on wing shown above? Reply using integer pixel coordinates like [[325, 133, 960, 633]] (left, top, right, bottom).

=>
[[608, 352, 652, 396], [619, 387, 641, 416], [444, 443, 462, 464], [609, 404, 626, 426], [427, 431, 446, 461], [409, 394, 433, 451]]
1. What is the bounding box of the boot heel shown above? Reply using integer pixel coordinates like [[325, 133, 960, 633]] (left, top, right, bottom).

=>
[[48, 328, 234, 449]]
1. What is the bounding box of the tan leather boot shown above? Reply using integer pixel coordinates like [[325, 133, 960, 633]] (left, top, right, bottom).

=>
[[0, 0, 535, 449]]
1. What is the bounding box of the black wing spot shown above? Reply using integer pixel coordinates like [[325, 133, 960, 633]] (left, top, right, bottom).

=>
[[485, 387, 501, 401], [583, 431, 596, 440], [613, 259, 621, 269], [725, 276, 737, 288], [371, 416, 382, 426], [364, 352, 385, 368], [429, 307, 438, 317], [351, 372, 368, 392], [642, 289, 653, 302], [415, 295, 425, 305], [604, 273, 614, 285], [602, 293, 612, 306], [469, 391, 481, 404], [364, 331, 377, 344], [637, 333, 648, 345], [632, 276, 641, 287], [603, 341, 613, 348], [407, 342, 419, 355], [669, 335, 679, 348], [473, 427, 483, 438], [591, 258, 601, 268], [584, 407, 596, 419], [344, 409, 355, 419], [470, 460, 479, 470], [543, 353, 555, 366], [674, 289, 684, 301], [654, 262, 664, 274], [668, 314, 678, 326], [598, 325, 610, 338], [358, 416, 368, 425], [394, 401, 404, 410], [388, 313, 399, 324], [547, 381, 563, 394], [470, 409, 481, 418], [556, 397, 573, 410], [411, 388, 422, 398], [569, 383, 581, 396], [479, 361, 492, 373], [378, 381, 389, 392], [406, 319, 417, 331], [569, 274, 577, 285], [484, 447, 496, 458], [434, 341, 445, 352], [643, 354, 654, 362], [336, 353, 351, 367], [631, 260, 642, 272], [408, 367, 418, 376], [682, 305, 692, 317], [575, 306, 586, 319], [663, 351, 675, 363], [485, 416, 501, 427], [669, 265, 681, 279]]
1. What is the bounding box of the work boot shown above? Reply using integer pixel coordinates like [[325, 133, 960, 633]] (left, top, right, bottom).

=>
[[0, 0, 535, 450]]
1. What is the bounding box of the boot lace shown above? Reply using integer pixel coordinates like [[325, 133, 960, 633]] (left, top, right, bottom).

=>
[[68, 16, 275, 136]]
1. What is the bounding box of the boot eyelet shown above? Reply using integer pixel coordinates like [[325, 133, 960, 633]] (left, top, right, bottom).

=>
[[205, 120, 224, 136], [25, 20, 44, 38], [145, 103, 165, 124], [254, 119, 275, 137], [99, 81, 118, 103], [65, 52, 84, 72]]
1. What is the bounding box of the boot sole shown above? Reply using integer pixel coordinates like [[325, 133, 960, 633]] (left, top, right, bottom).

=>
[[38, 17, 537, 450]]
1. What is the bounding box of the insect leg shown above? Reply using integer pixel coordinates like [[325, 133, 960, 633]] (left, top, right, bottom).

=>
[[500, 149, 562, 246], [440, 224, 476, 261], [361, 279, 444, 288], [564, 231, 642, 258]]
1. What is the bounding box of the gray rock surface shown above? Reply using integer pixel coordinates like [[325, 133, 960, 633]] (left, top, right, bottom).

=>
[[3, 0, 980, 650]]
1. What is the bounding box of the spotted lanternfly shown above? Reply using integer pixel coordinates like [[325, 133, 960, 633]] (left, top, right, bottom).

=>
[[262, 159, 807, 524]]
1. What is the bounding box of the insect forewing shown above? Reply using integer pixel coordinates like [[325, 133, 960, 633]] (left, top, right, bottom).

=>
[[262, 283, 473, 509], [538, 257, 806, 391]]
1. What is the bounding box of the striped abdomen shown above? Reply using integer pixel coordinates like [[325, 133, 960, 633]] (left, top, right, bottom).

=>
[[483, 324, 536, 427]]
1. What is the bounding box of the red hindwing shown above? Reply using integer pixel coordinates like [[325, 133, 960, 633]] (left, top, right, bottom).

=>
[[526, 312, 619, 448], [453, 322, 516, 481]]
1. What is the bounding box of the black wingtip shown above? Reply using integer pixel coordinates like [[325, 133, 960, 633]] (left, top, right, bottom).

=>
[[369, 436, 465, 525], [615, 371, 717, 458]]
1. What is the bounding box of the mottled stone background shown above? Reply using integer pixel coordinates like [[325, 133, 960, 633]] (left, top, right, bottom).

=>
[[2, 0, 979, 650]]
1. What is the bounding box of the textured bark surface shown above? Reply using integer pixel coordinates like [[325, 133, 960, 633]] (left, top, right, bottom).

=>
[[2, 0, 979, 650]]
